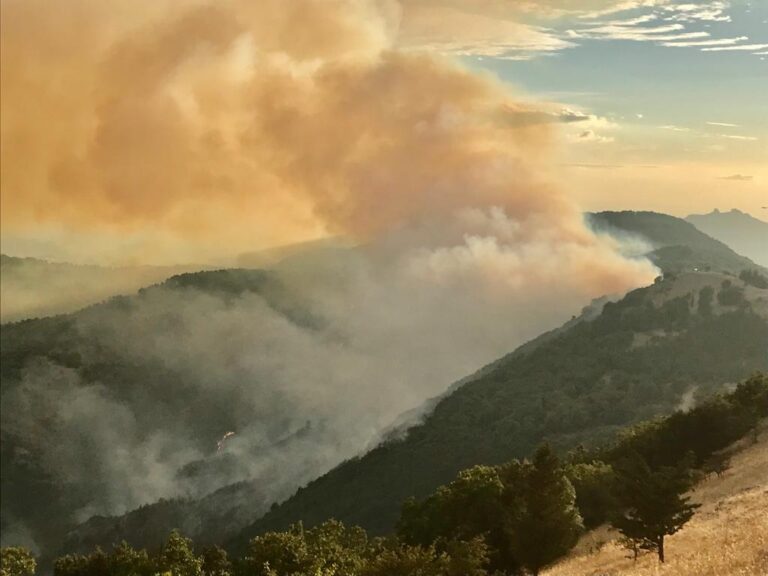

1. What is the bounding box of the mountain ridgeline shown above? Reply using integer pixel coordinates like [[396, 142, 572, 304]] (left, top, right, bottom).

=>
[[686, 209, 768, 268], [1, 211, 766, 561], [0, 255, 205, 323], [587, 210, 761, 275]]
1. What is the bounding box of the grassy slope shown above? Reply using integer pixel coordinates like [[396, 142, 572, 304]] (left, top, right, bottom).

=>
[[545, 422, 768, 576]]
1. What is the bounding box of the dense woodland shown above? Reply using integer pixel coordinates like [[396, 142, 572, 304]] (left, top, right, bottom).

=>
[[3, 373, 766, 576]]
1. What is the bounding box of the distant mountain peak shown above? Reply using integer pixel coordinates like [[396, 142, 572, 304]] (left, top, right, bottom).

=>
[[686, 209, 768, 268]]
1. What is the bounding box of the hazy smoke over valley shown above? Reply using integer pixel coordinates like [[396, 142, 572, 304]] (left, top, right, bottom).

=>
[[1, 0, 659, 550]]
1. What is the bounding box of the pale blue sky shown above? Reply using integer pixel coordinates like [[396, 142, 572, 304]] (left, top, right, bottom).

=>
[[446, 0, 767, 216]]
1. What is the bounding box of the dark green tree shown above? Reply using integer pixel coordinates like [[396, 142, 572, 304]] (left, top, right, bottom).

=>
[[612, 453, 699, 563], [361, 543, 448, 576], [53, 554, 90, 576], [241, 525, 309, 576], [398, 465, 504, 545], [1, 548, 36, 576], [398, 464, 517, 572], [303, 520, 369, 576], [697, 285, 714, 316], [717, 280, 745, 306], [566, 461, 617, 528], [729, 373, 768, 443], [200, 546, 231, 576], [739, 269, 768, 289], [156, 531, 202, 576], [509, 444, 583, 575], [239, 520, 369, 576], [109, 542, 153, 576], [361, 538, 487, 576]]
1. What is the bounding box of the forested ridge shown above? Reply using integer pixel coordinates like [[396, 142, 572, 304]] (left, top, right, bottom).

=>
[[231, 268, 768, 545], [3, 374, 766, 576]]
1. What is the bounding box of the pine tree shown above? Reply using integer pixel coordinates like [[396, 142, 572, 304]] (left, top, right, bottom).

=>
[[510, 444, 583, 576], [612, 452, 699, 563], [200, 546, 231, 576]]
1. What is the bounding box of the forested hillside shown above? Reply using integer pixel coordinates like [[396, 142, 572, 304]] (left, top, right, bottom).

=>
[[5, 375, 766, 576], [3, 212, 766, 561], [1, 270, 316, 555], [231, 268, 768, 547]]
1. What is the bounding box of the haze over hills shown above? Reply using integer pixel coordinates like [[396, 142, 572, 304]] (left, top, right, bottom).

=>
[[7, 211, 760, 561], [4, 229, 648, 557], [0, 255, 205, 323], [685, 209, 768, 268], [4, 209, 759, 325], [231, 269, 767, 550], [1, 269, 332, 554], [587, 211, 762, 275], [235, 238, 354, 270]]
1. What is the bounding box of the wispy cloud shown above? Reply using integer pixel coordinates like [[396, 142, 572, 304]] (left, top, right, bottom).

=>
[[398, 6, 576, 59], [568, 25, 709, 42], [662, 37, 748, 47], [582, 0, 731, 23], [566, 1, 763, 57], [706, 121, 740, 127], [405, 1, 763, 61], [660, 125, 691, 132], [718, 134, 759, 141], [590, 14, 659, 26], [717, 174, 753, 181], [701, 43, 768, 51], [561, 163, 625, 169], [662, 1, 732, 23], [579, 0, 667, 19]]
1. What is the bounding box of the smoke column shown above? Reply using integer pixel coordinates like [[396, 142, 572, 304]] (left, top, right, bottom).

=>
[[0, 0, 659, 552]]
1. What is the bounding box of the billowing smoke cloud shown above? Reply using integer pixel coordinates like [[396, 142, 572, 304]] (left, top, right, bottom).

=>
[[1, 0, 659, 552], [3, 0, 633, 261]]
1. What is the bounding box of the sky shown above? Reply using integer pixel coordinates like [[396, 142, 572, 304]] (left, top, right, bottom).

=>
[[445, 0, 768, 218], [0, 0, 765, 265]]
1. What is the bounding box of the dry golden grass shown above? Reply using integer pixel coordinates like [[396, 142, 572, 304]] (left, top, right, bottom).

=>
[[544, 425, 768, 576]]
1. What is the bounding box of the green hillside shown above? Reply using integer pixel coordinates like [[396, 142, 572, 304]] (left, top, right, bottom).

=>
[[0, 269, 315, 557], [229, 267, 768, 550]]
